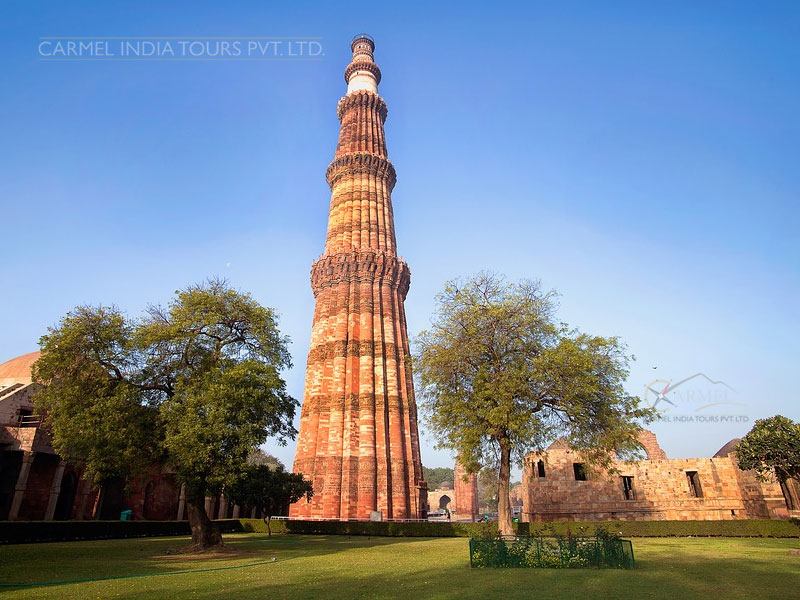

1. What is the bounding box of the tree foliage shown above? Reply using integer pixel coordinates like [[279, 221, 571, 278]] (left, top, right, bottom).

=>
[[32, 279, 298, 548], [736, 415, 800, 484], [414, 272, 654, 534], [423, 466, 454, 490], [477, 467, 499, 513], [227, 464, 313, 535], [248, 447, 284, 470]]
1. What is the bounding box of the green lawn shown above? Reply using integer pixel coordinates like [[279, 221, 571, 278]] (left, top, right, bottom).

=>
[[0, 534, 798, 599]]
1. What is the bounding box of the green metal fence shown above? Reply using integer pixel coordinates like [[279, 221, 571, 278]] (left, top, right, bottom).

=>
[[469, 536, 635, 569]]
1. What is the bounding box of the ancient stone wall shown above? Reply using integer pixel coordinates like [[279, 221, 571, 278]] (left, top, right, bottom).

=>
[[521, 432, 790, 522], [126, 468, 182, 520]]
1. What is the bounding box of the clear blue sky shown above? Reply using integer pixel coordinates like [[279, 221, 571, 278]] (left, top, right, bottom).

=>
[[1, 1, 798, 471]]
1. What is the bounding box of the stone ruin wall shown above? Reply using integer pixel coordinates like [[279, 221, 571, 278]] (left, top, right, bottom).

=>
[[521, 432, 790, 522]]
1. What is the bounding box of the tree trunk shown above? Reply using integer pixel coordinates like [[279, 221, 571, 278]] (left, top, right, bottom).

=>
[[497, 438, 514, 537], [185, 490, 223, 549]]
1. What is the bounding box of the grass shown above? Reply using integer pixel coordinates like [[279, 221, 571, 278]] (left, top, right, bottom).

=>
[[0, 534, 798, 599]]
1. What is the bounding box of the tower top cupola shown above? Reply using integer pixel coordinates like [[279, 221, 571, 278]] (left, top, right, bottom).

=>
[[345, 33, 381, 94]]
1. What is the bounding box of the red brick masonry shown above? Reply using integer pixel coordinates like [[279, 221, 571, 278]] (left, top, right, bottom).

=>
[[290, 36, 427, 520]]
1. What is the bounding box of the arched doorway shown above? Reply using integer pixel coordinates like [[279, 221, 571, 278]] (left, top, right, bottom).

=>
[[54, 471, 78, 520], [438, 495, 451, 510], [99, 477, 125, 520], [0, 452, 22, 520]]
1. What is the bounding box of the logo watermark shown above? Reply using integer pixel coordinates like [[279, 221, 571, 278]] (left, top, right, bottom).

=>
[[38, 37, 323, 60], [643, 372, 748, 424]]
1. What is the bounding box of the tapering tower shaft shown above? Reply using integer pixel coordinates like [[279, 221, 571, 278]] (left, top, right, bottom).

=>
[[291, 35, 427, 520]]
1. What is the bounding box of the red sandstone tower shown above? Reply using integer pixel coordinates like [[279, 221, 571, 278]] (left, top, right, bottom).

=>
[[453, 461, 479, 520], [290, 35, 427, 520]]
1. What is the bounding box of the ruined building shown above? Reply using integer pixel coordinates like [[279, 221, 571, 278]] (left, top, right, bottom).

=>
[[425, 461, 479, 520], [290, 35, 427, 520], [0, 352, 270, 522], [521, 430, 799, 522]]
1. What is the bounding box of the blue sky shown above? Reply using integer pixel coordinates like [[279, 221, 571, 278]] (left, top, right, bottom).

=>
[[1, 1, 798, 471]]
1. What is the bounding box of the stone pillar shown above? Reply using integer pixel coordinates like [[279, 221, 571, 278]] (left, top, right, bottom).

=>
[[8, 451, 35, 521], [250, 506, 257, 518], [176, 484, 186, 520], [232, 504, 241, 518], [454, 460, 479, 520], [91, 485, 104, 519], [75, 474, 93, 520], [204, 495, 213, 515], [44, 460, 67, 521], [217, 496, 228, 519]]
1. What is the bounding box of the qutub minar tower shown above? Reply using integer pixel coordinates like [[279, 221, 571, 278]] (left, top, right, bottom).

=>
[[290, 35, 428, 520]]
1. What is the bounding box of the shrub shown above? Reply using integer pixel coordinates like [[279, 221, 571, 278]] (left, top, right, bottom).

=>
[[469, 530, 635, 569], [237, 518, 287, 535]]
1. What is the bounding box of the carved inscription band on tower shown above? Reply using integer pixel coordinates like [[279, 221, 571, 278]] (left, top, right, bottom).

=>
[[290, 35, 427, 520]]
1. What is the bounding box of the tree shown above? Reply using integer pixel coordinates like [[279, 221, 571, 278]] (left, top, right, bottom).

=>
[[227, 463, 313, 535], [422, 466, 454, 490], [737, 415, 800, 488], [33, 279, 298, 549], [414, 273, 654, 535], [477, 467, 498, 513], [248, 447, 284, 471]]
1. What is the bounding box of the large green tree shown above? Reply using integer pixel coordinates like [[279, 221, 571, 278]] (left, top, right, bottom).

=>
[[414, 273, 653, 535], [736, 415, 800, 492], [33, 279, 298, 549]]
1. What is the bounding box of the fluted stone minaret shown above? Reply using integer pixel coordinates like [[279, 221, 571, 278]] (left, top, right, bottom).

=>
[[290, 35, 427, 520]]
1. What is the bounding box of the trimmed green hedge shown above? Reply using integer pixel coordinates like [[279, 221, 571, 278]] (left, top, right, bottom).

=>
[[516, 519, 800, 538], [237, 518, 287, 534], [1, 517, 797, 545], [0, 519, 244, 545], [276, 519, 800, 538], [278, 519, 498, 538]]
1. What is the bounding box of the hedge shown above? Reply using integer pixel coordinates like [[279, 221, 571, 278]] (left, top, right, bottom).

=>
[[1, 517, 798, 545], [516, 519, 800, 538], [237, 518, 287, 534], [276, 519, 498, 538], [276, 519, 800, 539], [0, 519, 244, 545]]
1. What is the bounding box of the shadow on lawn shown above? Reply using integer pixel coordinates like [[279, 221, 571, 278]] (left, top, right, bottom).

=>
[[4, 537, 799, 598], [129, 538, 800, 600], [0, 534, 422, 591]]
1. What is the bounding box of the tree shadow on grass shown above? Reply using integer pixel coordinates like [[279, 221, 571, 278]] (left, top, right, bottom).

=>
[[133, 538, 800, 600], [0, 534, 424, 593], [4, 537, 799, 599]]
